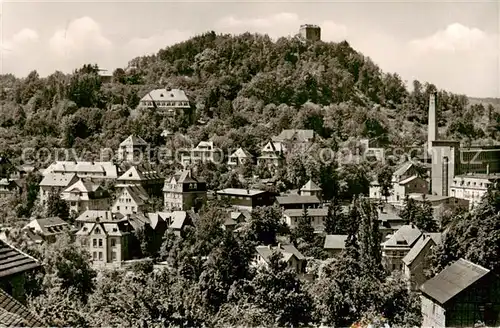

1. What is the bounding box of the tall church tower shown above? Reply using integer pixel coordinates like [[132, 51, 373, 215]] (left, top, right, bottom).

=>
[[427, 92, 438, 154]]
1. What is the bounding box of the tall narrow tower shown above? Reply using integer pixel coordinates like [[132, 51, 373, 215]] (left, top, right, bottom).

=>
[[427, 93, 438, 153]]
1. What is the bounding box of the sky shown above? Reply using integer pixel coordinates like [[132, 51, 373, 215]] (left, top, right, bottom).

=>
[[1, 0, 499, 98]]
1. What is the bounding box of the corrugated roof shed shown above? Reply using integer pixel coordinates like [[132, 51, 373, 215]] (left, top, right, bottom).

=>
[[0, 241, 40, 279], [420, 258, 491, 305]]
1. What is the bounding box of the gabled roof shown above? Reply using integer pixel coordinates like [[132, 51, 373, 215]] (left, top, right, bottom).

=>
[[43, 161, 118, 178], [120, 186, 149, 206], [76, 210, 124, 223], [398, 175, 421, 185], [39, 173, 78, 187], [164, 170, 203, 190], [324, 235, 348, 250], [119, 135, 148, 147], [24, 217, 70, 237], [393, 161, 413, 178], [255, 244, 305, 263], [300, 179, 322, 192], [276, 195, 320, 205], [140, 88, 189, 102], [0, 288, 45, 327], [62, 179, 100, 194], [261, 141, 285, 153], [420, 259, 491, 305], [273, 129, 315, 142], [194, 141, 214, 150], [229, 148, 253, 159], [169, 211, 191, 230], [382, 224, 422, 248], [0, 240, 40, 279], [118, 165, 162, 182], [402, 235, 436, 266]]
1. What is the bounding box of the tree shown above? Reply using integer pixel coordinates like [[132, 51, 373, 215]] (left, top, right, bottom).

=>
[[377, 164, 393, 202], [46, 188, 70, 221], [292, 206, 315, 245], [414, 195, 438, 232], [324, 197, 348, 234], [243, 205, 284, 246]]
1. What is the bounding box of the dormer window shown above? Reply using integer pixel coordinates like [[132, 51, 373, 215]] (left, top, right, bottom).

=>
[[160, 93, 164, 97]]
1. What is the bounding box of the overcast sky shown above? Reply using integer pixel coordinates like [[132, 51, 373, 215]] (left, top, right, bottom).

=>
[[1, 0, 499, 97]]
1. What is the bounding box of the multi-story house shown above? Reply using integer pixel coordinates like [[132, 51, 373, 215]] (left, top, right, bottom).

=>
[[163, 170, 207, 211], [116, 165, 163, 196], [272, 129, 315, 153], [369, 161, 429, 202], [0, 179, 21, 200], [180, 141, 221, 166], [381, 224, 422, 272], [228, 148, 254, 167], [402, 232, 442, 291], [138, 88, 191, 117], [420, 258, 500, 328], [117, 135, 149, 163], [254, 243, 306, 273], [257, 141, 285, 167], [112, 185, 149, 215], [216, 188, 276, 212], [43, 161, 119, 180], [39, 173, 79, 207], [60, 179, 110, 214], [450, 174, 500, 209], [283, 208, 328, 231], [75, 216, 134, 268]]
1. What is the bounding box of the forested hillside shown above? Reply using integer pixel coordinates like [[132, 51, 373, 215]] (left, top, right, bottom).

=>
[[1, 31, 499, 161]]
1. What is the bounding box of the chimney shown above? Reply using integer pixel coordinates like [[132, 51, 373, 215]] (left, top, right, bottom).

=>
[[428, 93, 438, 153], [105, 212, 108, 220], [247, 189, 250, 194]]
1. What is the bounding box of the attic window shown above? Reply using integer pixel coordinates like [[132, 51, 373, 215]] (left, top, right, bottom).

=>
[[396, 240, 406, 245], [113, 228, 118, 232], [170, 93, 174, 97], [160, 93, 164, 97], [95, 228, 100, 234]]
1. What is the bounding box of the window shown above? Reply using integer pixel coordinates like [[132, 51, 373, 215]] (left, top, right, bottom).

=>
[[111, 252, 117, 261], [93, 239, 97, 247], [98, 239, 103, 247], [116, 206, 120, 210], [98, 252, 103, 260], [111, 239, 116, 247], [93, 252, 97, 260], [95, 227, 100, 234]]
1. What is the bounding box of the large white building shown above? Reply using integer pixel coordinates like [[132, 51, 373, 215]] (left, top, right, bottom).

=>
[[450, 174, 499, 209], [43, 161, 118, 180], [138, 88, 190, 116]]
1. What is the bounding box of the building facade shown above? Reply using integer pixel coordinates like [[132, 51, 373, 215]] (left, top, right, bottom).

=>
[[450, 174, 500, 209], [138, 88, 191, 116], [117, 135, 149, 163], [216, 188, 276, 212], [163, 170, 207, 211]]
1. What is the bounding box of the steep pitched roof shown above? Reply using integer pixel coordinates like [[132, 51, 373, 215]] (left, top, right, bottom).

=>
[[255, 244, 305, 263], [402, 235, 436, 266], [39, 173, 77, 187], [420, 259, 491, 305], [0, 240, 40, 279], [117, 165, 161, 182], [382, 224, 422, 248], [169, 211, 191, 230], [229, 148, 253, 159], [300, 179, 322, 192], [393, 161, 413, 178], [398, 175, 421, 185], [119, 135, 148, 147], [122, 186, 149, 206], [0, 288, 45, 327], [324, 235, 348, 250]]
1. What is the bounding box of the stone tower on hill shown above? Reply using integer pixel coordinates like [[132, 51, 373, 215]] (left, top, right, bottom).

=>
[[299, 24, 321, 42]]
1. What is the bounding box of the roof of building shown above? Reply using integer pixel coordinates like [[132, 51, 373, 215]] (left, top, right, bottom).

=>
[[398, 175, 421, 185], [169, 211, 191, 230], [383, 224, 422, 248], [284, 208, 328, 217], [43, 161, 118, 178], [164, 170, 204, 188], [420, 259, 491, 305], [402, 235, 436, 266], [119, 135, 148, 147], [117, 165, 162, 182], [276, 195, 320, 205], [217, 188, 267, 197], [256, 244, 305, 263], [272, 129, 315, 142], [0, 288, 45, 327], [39, 172, 78, 187], [393, 161, 413, 178], [194, 141, 214, 150], [76, 210, 124, 223], [408, 193, 455, 203], [454, 173, 500, 180], [300, 179, 322, 192], [140, 88, 189, 102], [120, 185, 149, 206], [0, 240, 40, 279], [323, 235, 348, 250], [261, 141, 285, 153], [24, 217, 70, 237], [229, 148, 253, 159]]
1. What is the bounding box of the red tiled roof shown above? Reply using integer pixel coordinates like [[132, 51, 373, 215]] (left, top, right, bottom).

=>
[[0, 241, 40, 279], [0, 288, 45, 327]]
